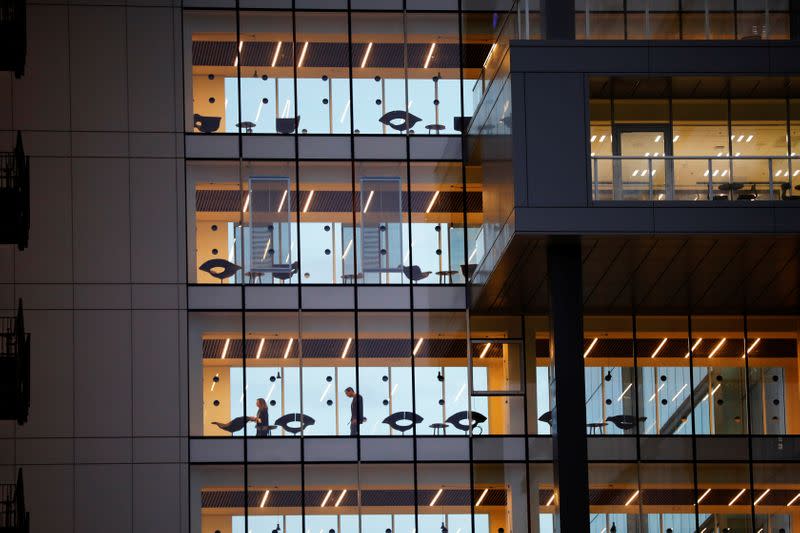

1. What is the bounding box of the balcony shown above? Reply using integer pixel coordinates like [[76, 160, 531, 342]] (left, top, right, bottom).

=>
[[0, 133, 29, 250], [591, 155, 800, 202], [0, 0, 26, 78], [0, 470, 28, 533], [0, 300, 30, 425]]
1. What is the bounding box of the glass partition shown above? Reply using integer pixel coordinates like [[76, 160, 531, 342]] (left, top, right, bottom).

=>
[[186, 11, 238, 134], [298, 161, 355, 284], [577, 0, 791, 40], [237, 12, 295, 135]]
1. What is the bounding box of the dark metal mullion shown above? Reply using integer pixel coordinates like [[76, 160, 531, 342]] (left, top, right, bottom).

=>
[[744, 315, 759, 530], [687, 313, 701, 533], [235, 4, 252, 530]]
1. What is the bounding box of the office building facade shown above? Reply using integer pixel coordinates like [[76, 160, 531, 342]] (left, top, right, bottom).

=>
[[1, 1, 800, 532]]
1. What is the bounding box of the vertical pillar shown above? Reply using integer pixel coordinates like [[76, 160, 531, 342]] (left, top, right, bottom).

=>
[[540, 0, 576, 40], [792, 0, 800, 40], [546, 238, 589, 532]]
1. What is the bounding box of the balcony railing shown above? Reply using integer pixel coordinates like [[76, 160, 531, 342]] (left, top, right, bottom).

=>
[[0, 0, 26, 78], [0, 300, 30, 425], [0, 132, 30, 250], [591, 155, 800, 202], [0, 470, 29, 532]]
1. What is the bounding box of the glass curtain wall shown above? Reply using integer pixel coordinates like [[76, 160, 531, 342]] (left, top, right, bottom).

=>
[[576, 0, 792, 40], [581, 314, 799, 438], [589, 77, 800, 201]]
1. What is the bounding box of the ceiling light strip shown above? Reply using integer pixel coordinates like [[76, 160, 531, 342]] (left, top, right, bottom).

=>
[[335, 490, 347, 507], [650, 337, 668, 358], [429, 488, 443, 507], [321, 489, 332, 507], [475, 488, 489, 507], [341, 337, 352, 358], [685, 338, 703, 358], [583, 338, 598, 358], [283, 338, 294, 359]]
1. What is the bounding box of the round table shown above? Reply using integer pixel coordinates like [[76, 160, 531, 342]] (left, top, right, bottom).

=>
[[436, 270, 459, 284], [429, 423, 448, 436]]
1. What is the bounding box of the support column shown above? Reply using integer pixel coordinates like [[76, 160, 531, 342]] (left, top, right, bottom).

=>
[[546, 238, 589, 532], [540, 0, 576, 40], [792, 0, 800, 40]]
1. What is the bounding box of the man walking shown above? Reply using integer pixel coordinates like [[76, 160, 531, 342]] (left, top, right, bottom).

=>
[[344, 387, 364, 436]]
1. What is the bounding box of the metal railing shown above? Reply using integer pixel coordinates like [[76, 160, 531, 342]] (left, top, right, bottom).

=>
[[0, 132, 30, 250], [0, 300, 30, 425], [591, 155, 800, 202], [0, 0, 26, 77], [0, 469, 28, 531]]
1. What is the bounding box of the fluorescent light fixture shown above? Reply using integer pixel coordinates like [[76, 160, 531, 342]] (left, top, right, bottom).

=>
[[708, 338, 726, 358], [340, 100, 351, 123], [590, 135, 597, 142], [342, 239, 353, 259], [271, 42, 282, 67], [651, 337, 668, 358], [429, 488, 443, 506], [704, 170, 710, 177], [673, 135, 680, 142], [633, 169, 640, 177], [685, 338, 702, 358], [671, 384, 688, 402], [424, 42, 436, 69], [745, 337, 760, 357], [341, 337, 352, 358], [624, 490, 639, 506], [260, 490, 270, 507], [475, 488, 489, 506], [583, 338, 598, 358], [737, 135, 744, 142], [413, 338, 424, 356], [482, 43, 497, 68], [242, 192, 250, 213], [599, 135, 606, 143], [360, 42, 373, 69], [728, 488, 746, 506], [363, 190, 375, 212], [479, 342, 492, 359], [787, 492, 800, 506], [794, 170, 800, 177], [321, 489, 332, 507], [654, 134, 662, 142], [298, 42, 309, 68], [617, 383, 632, 402], [698, 488, 711, 503], [234, 40, 242, 67], [722, 170, 729, 176], [283, 338, 294, 359], [713, 169, 719, 177], [426, 191, 440, 214], [710, 383, 721, 397], [221, 338, 230, 359], [754, 488, 770, 505], [335, 490, 347, 507], [256, 338, 265, 359], [545, 493, 555, 506], [210, 373, 218, 392], [303, 190, 314, 213], [277, 190, 288, 212], [746, 134, 753, 142]]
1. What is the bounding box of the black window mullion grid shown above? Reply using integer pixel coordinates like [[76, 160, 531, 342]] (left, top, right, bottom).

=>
[[687, 313, 701, 532]]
